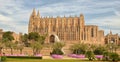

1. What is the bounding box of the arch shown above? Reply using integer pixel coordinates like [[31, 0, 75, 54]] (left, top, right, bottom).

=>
[[49, 34, 60, 43], [50, 35, 55, 43]]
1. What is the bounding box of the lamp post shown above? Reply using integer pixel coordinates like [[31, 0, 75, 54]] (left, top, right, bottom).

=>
[[110, 41, 113, 52]]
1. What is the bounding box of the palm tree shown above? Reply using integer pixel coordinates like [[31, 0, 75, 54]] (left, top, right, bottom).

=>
[[69, 43, 79, 54], [51, 42, 65, 55]]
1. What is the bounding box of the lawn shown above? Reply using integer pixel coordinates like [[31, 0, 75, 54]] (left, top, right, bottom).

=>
[[6, 58, 108, 62]]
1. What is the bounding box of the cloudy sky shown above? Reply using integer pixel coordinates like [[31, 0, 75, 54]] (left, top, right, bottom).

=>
[[0, 0, 120, 35]]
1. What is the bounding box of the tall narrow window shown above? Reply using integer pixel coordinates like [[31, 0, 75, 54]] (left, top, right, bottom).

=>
[[91, 28, 94, 37]]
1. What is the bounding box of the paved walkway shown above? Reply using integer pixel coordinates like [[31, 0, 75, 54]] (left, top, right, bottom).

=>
[[43, 56, 87, 60]]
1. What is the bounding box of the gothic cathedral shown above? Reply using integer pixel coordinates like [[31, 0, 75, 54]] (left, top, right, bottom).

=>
[[28, 9, 105, 46]]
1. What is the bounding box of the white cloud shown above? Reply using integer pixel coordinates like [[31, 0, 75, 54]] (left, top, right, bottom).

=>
[[0, 14, 13, 21], [0, 0, 119, 35], [86, 15, 120, 35]]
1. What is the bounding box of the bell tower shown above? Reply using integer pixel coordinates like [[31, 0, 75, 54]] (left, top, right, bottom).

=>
[[80, 14, 85, 28], [28, 8, 37, 33]]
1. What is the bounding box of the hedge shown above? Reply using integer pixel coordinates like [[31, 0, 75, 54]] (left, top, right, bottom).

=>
[[6, 56, 42, 59]]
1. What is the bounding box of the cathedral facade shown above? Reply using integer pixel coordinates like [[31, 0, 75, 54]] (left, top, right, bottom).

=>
[[105, 31, 120, 45], [28, 9, 105, 46]]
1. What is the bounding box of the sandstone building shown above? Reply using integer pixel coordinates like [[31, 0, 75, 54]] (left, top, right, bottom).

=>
[[28, 9, 105, 46], [105, 31, 120, 45], [0, 29, 3, 41], [0, 29, 21, 43]]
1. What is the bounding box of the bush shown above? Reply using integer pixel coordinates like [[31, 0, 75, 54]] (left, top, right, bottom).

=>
[[1, 56, 7, 61], [50, 49, 64, 55], [51, 54, 63, 59], [85, 51, 95, 61], [109, 52, 119, 62], [94, 46, 106, 55], [73, 49, 86, 54], [6, 56, 42, 59], [94, 49, 103, 55], [118, 57, 120, 61], [103, 51, 110, 61]]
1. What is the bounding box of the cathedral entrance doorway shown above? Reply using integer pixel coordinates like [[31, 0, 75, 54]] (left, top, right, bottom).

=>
[[50, 35, 55, 43]]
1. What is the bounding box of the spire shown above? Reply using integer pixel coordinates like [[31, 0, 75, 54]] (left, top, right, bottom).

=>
[[37, 10, 40, 17], [75, 15, 77, 17], [80, 13, 84, 20], [80, 13, 84, 17], [64, 15, 66, 18], [32, 8, 36, 16], [110, 30, 112, 34]]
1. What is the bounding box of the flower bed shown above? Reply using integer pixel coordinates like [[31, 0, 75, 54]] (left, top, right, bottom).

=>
[[5, 54, 27, 56], [6, 56, 42, 59], [95, 55, 103, 59], [95, 55, 103, 60], [68, 54, 85, 58], [34, 54, 42, 57], [51, 54, 63, 59], [4, 54, 42, 59]]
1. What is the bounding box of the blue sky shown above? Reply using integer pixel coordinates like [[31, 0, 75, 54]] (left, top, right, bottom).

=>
[[0, 0, 120, 35]]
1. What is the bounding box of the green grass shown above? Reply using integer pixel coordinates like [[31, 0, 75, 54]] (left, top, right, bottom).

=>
[[6, 58, 108, 62]]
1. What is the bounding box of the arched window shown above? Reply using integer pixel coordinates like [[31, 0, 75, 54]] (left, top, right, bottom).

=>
[[53, 26, 55, 32], [50, 35, 55, 43]]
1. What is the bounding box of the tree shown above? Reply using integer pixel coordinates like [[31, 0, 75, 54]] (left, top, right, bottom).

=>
[[89, 44, 97, 51], [94, 46, 107, 55], [70, 43, 88, 54], [15, 42, 24, 54], [85, 50, 95, 61], [2, 31, 14, 43], [112, 44, 119, 53], [28, 32, 40, 42], [2, 31, 15, 55], [21, 34, 29, 47], [109, 52, 119, 61], [5, 41, 16, 55], [37, 35, 46, 44], [28, 32, 45, 55], [31, 42, 42, 55], [106, 43, 120, 53], [52, 42, 65, 50], [0, 42, 4, 54]]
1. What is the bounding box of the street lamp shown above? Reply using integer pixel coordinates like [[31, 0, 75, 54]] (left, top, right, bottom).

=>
[[110, 41, 113, 52], [111, 41, 113, 44]]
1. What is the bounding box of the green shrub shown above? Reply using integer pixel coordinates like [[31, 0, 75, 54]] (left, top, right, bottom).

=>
[[109, 52, 119, 62], [85, 51, 95, 61], [94, 46, 106, 55], [1, 56, 7, 61], [6, 56, 42, 59], [50, 48, 64, 55], [118, 57, 120, 61], [103, 51, 110, 61], [73, 49, 86, 54]]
